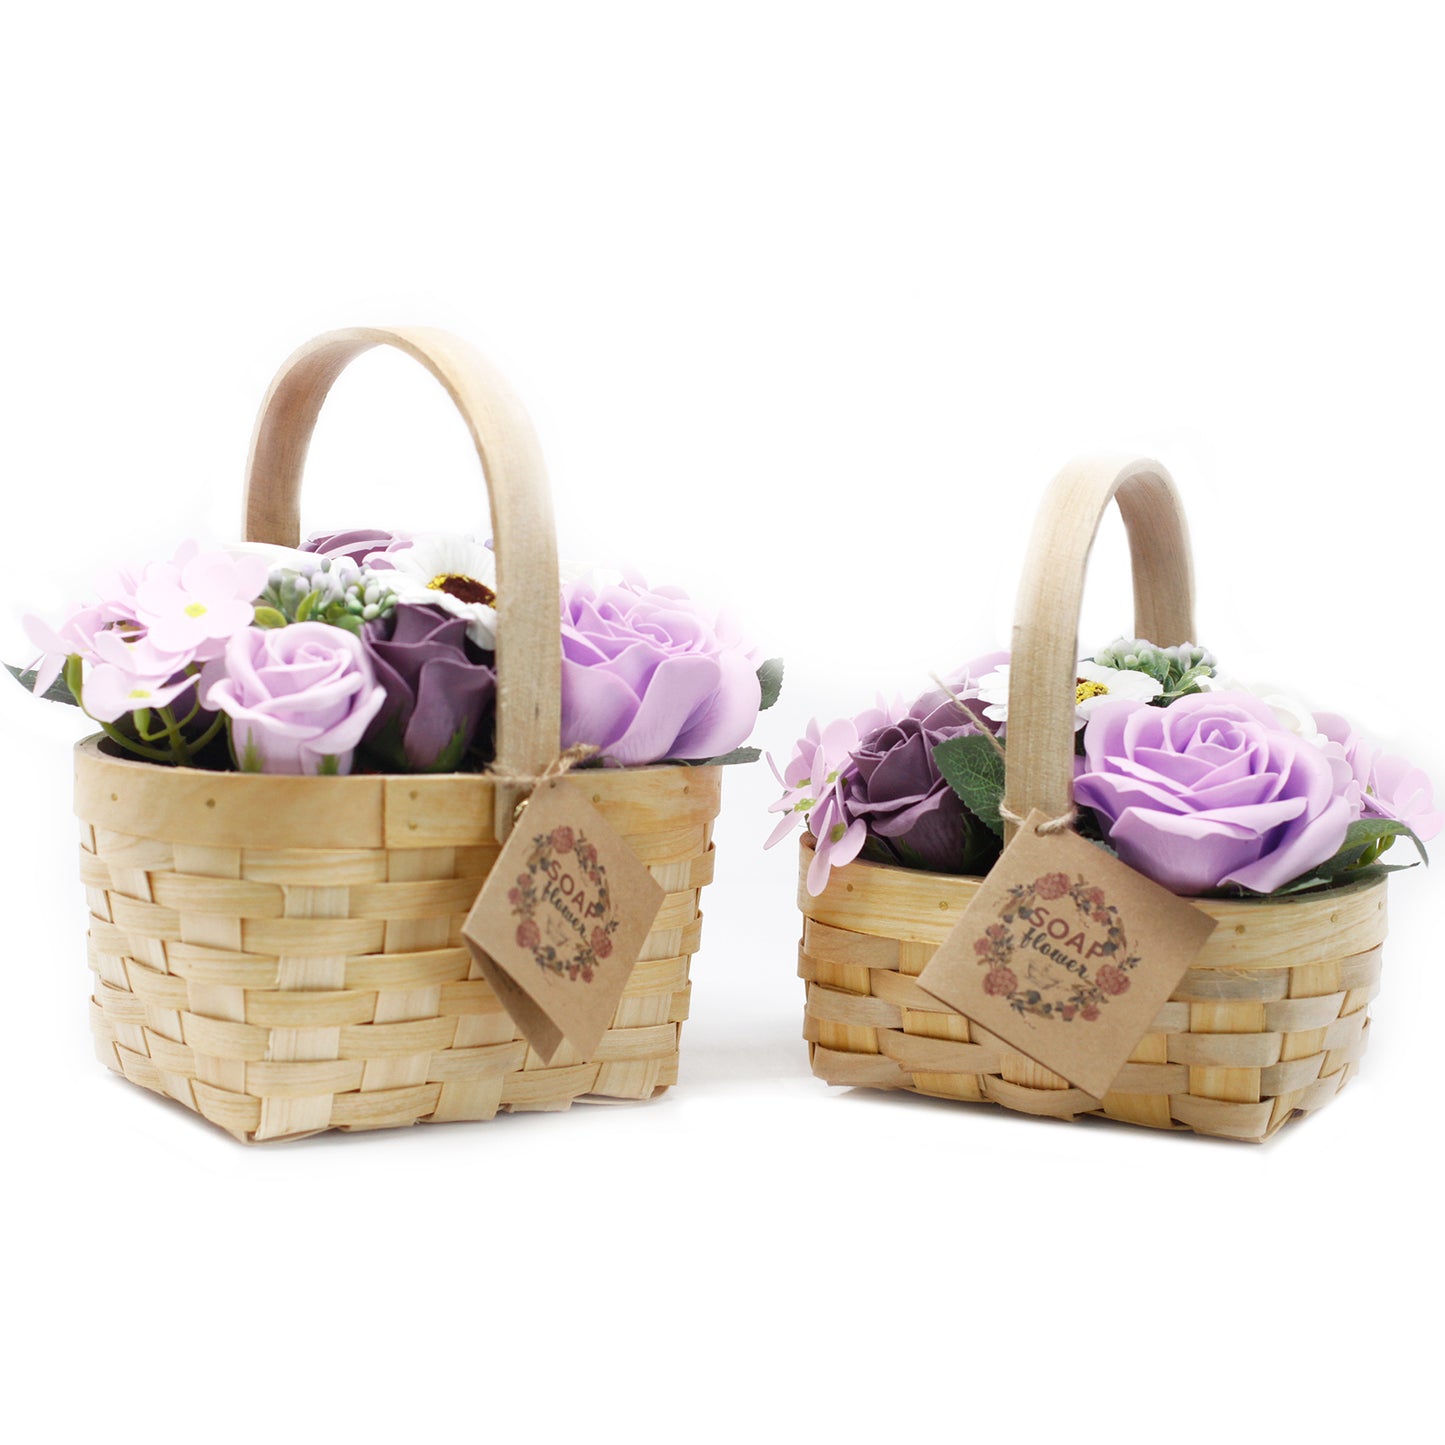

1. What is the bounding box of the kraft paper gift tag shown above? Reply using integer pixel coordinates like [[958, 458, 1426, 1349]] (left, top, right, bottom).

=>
[[917, 811, 1218, 1099], [463, 777, 664, 1063]]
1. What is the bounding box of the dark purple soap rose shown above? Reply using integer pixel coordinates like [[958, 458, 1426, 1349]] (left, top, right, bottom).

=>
[[1074, 690, 1352, 894], [843, 695, 983, 872], [361, 604, 495, 771], [301, 529, 410, 566]]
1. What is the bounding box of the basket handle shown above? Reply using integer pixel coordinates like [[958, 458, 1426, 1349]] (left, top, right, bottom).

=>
[[1002, 455, 1196, 845], [243, 326, 561, 834]]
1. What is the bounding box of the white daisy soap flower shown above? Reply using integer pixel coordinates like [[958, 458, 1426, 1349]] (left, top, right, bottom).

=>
[[977, 659, 1164, 730], [379, 535, 499, 650]]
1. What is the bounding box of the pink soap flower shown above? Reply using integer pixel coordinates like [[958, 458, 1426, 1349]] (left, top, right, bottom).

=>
[[82, 630, 200, 723], [201, 623, 385, 775], [24, 541, 266, 720], [133, 546, 270, 660], [1314, 712, 1442, 842], [767, 699, 901, 896]]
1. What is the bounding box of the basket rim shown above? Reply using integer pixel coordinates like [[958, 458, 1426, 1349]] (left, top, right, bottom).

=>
[[797, 831, 1389, 909], [76, 731, 723, 784], [75, 733, 724, 850]]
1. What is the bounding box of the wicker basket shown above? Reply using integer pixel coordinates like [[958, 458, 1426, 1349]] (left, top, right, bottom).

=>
[[797, 455, 1388, 1141], [80, 325, 723, 1141]]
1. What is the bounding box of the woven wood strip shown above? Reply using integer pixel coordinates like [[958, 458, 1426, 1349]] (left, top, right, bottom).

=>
[[79, 736, 724, 1142], [798, 839, 1388, 1142]]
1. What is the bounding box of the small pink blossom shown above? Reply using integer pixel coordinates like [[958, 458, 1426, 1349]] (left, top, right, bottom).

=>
[[766, 698, 901, 896], [82, 664, 196, 724], [1315, 712, 1441, 842], [134, 548, 269, 659], [23, 542, 264, 721]]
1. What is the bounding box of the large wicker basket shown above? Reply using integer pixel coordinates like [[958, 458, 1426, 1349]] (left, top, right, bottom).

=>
[[81, 325, 723, 1141], [797, 455, 1387, 1142]]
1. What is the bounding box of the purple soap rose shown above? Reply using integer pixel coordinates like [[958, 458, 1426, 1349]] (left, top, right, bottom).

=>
[[301, 529, 410, 566], [559, 578, 760, 765], [843, 694, 985, 872], [1074, 690, 1353, 894], [201, 622, 385, 775], [362, 604, 496, 771]]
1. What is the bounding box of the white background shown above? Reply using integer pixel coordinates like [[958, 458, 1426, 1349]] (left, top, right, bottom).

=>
[[2, 5, 1441, 1441]]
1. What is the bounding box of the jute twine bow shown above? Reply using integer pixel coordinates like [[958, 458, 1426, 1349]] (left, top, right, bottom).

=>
[[929, 672, 1077, 838], [498, 743, 602, 821], [998, 802, 1077, 835]]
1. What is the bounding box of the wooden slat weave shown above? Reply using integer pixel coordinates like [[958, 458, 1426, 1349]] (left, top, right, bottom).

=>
[[80, 737, 722, 1141], [798, 840, 1387, 1142]]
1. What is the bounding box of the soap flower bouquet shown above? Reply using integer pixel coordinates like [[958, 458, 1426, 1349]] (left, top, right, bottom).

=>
[[770, 639, 1436, 899], [14, 530, 781, 775]]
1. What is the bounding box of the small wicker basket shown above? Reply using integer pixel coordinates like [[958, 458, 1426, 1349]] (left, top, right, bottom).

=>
[[797, 455, 1387, 1142], [81, 326, 723, 1141]]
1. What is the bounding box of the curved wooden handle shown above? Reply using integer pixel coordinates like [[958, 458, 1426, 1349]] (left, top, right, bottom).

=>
[[243, 326, 561, 833], [1002, 455, 1196, 844]]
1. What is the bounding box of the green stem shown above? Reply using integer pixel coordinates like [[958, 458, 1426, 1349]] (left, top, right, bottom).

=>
[[172, 668, 205, 729], [187, 712, 229, 758], [156, 706, 192, 767], [97, 720, 175, 763], [133, 710, 166, 743], [65, 655, 192, 765]]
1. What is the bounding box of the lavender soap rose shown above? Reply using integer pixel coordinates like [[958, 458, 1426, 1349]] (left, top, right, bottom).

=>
[[1072, 691, 1354, 894], [559, 579, 765, 767]]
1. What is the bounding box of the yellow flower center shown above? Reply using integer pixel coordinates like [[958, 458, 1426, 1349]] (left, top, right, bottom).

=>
[[127, 688, 151, 699], [1076, 679, 1109, 704], [184, 602, 208, 619], [428, 573, 497, 607]]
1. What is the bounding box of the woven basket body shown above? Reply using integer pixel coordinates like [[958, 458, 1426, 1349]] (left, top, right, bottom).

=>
[[75, 324, 728, 1140], [799, 840, 1385, 1141], [793, 454, 1390, 1141], [81, 740, 720, 1140]]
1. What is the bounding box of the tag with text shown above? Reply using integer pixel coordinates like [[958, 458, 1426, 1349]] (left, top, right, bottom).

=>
[[917, 812, 1218, 1099], [462, 778, 665, 1064]]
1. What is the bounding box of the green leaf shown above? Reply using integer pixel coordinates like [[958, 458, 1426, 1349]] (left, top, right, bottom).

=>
[[1319, 816, 1428, 876], [1254, 860, 1419, 898], [295, 590, 321, 623], [757, 658, 784, 711], [317, 754, 341, 776], [933, 733, 1007, 836], [239, 733, 263, 773], [6, 661, 81, 707], [1234, 819, 1428, 898], [684, 746, 761, 767], [253, 606, 288, 629]]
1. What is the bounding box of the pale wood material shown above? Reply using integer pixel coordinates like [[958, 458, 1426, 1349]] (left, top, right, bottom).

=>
[[76, 325, 728, 1141], [244, 325, 560, 839], [1004, 456, 1194, 843], [799, 841, 1385, 1141], [81, 738, 722, 1141], [794, 453, 1389, 1142]]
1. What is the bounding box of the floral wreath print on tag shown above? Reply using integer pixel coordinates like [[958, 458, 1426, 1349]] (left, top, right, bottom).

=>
[[972, 871, 1142, 1022], [507, 825, 620, 982]]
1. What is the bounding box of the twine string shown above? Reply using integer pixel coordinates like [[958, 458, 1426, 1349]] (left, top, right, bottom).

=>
[[927, 673, 1077, 836], [499, 743, 602, 821], [999, 801, 1077, 835]]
